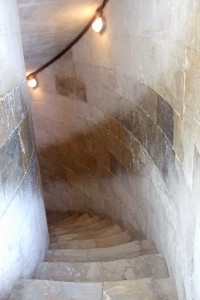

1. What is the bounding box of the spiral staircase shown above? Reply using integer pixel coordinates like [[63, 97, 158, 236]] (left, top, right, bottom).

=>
[[9, 211, 178, 299]]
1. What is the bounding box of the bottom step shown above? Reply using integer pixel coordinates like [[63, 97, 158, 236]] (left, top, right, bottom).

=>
[[9, 278, 178, 300]]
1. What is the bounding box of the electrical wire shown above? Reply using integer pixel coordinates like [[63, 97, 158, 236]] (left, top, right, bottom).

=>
[[27, 0, 109, 80]]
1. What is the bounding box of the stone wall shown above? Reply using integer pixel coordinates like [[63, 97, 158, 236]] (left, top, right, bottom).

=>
[[29, 0, 200, 299], [0, 1, 49, 299]]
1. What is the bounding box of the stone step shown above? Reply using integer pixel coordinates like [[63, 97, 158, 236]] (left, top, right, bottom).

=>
[[50, 224, 122, 243], [9, 278, 178, 300], [104, 278, 178, 299], [46, 240, 157, 262], [49, 216, 100, 234], [49, 218, 113, 237], [35, 254, 168, 282], [50, 231, 132, 249], [46, 211, 73, 224], [9, 279, 102, 300], [48, 212, 84, 228], [49, 213, 96, 231]]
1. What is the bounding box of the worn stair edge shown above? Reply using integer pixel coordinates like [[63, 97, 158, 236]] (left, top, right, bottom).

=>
[[46, 211, 73, 224], [50, 231, 132, 249], [49, 215, 101, 234], [50, 224, 122, 243], [46, 240, 157, 262], [9, 278, 178, 300], [35, 254, 169, 282], [9, 279, 102, 300], [50, 216, 107, 234], [103, 278, 178, 299], [48, 213, 93, 229], [49, 219, 113, 237], [49, 214, 96, 231], [48, 213, 85, 228]]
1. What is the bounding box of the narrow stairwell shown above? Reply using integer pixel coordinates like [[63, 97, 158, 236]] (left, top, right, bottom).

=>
[[9, 212, 178, 299]]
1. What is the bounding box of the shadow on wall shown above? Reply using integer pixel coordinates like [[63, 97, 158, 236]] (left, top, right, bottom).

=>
[[39, 114, 144, 186], [37, 91, 176, 217]]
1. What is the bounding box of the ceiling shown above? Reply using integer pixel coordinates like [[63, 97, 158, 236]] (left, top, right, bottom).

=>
[[17, 0, 102, 72]]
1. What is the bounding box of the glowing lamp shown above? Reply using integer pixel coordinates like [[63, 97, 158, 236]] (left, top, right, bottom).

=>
[[92, 16, 106, 33], [27, 76, 38, 88]]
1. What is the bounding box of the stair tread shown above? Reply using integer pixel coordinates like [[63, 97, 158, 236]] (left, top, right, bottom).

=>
[[35, 254, 168, 282], [46, 240, 157, 262], [48, 213, 86, 228], [50, 224, 122, 243], [9, 278, 178, 300], [49, 219, 113, 237], [49, 216, 100, 234], [47, 211, 74, 224], [104, 278, 178, 299], [8, 209, 179, 300], [9, 279, 102, 300], [49, 215, 100, 232], [50, 231, 132, 249]]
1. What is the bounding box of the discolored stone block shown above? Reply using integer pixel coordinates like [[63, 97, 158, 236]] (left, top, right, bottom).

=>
[[110, 153, 127, 176], [146, 117, 162, 169], [107, 117, 121, 139], [18, 113, 33, 170], [131, 137, 147, 175], [95, 162, 111, 178], [0, 97, 9, 147], [121, 113, 134, 133], [65, 157, 91, 179], [107, 132, 121, 163], [84, 135, 99, 155], [173, 113, 184, 163], [17, 155, 41, 211], [121, 143, 133, 173], [66, 144, 97, 175], [19, 83, 30, 114], [117, 105, 134, 134], [54, 163, 68, 181], [132, 107, 148, 149], [90, 124, 108, 147], [120, 124, 132, 149], [93, 144, 110, 168], [82, 153, 97, 174], [65, 168, 82, 183], [157, 95, 174, 145], [136, 84, 158, 123], [159, 133, 176, 187], [25, 152, 39, 192], [27, 110, 37, 149], [55, 75, 87, 102], [5, 87, 25, 134], [0, 130, 24, 201]]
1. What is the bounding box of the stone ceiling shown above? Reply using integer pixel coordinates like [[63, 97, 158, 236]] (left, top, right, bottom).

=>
[[17, 0, 101, 73]]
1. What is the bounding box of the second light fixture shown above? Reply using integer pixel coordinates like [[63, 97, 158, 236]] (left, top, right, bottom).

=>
[[92, 15, 106, 33]]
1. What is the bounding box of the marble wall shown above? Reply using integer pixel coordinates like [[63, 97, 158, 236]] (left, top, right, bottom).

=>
[[0, 1, 49, 299], [30, 0, 200, 299]]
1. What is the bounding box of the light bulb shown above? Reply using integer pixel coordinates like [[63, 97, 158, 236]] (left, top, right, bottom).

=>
[[92, 16, 106, 33], [27, 76, 38, 88]]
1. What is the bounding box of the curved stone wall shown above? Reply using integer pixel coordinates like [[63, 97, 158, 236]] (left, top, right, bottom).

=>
[[0, 1, 48, 298], [30, 0, 200, 299]]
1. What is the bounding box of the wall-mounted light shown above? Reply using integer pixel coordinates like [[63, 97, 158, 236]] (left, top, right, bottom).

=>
[[92, 16, 106, 33], [25, 0, 109, 79], [27, 75, 38, 88]]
